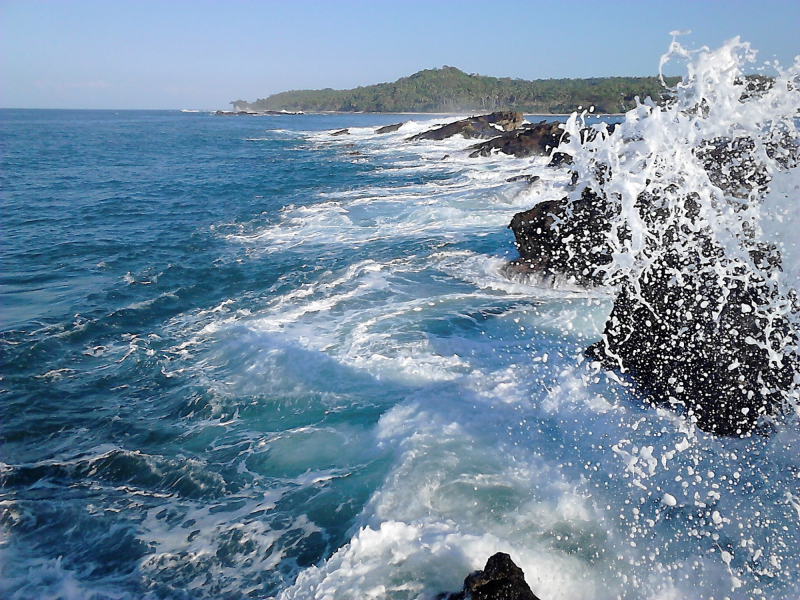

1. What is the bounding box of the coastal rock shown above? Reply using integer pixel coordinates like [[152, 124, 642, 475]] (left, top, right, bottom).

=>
[[468, 121, 565, 158], [214, 110, 258, 116], [330, 128, 350, 136], [375, 122, 405, 134], [507, 184, 795, 435], [585, 233, 796, 436], [214, 109, 302, 116], [505, 188, 612, 286], [409, 111, 524, 142], [546, 151, 573, 168], [506, 174, 540, 184], [582, 137, 796, 435], [440, 553, 541, 600]]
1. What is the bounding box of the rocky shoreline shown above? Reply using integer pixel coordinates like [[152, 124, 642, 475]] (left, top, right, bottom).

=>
[[320, 105, 797, 599], [367, 110, 798, 439]]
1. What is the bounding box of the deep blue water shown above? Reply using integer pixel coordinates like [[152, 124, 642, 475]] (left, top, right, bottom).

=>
[[2, 109, 798, 600], [1, 109, 467, 597]]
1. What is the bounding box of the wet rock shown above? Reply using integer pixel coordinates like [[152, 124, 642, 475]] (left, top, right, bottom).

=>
[[695, 137, 770, 201], [546, 152, 573, 168], [409, 111, 524, 142], [330, 128, 350, 136], [505, 188, 612, 286], [375, 122, 405, 134], [440, 553, 541, 600], [507, 183, 795, 435], [468, 121, 565, 158], [585, 238, 796, 436], [506, 174, 540, 184], [214, 110, 258, 116]]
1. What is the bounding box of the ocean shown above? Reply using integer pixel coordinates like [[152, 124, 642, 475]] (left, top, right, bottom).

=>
[[1, 40, 799, 600]]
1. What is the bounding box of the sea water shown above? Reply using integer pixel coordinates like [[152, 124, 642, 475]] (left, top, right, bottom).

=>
[[1, 41, 798, 600]]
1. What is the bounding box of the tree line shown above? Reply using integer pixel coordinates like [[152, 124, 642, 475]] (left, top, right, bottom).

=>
[[233, 66, 683, 114]]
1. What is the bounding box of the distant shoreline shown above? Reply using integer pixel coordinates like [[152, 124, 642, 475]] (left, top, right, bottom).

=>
[[235, 66, 676, 115], [214, 110, 625, 117]]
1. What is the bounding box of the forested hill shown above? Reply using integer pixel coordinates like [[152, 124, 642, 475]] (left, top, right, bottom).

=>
[[232, 66, 682, 114]]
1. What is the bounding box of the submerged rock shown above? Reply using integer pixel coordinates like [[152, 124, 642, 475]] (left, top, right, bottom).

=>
[[440, 553, 541, 600], [375, 122, 405, 134], [468, 120, 565, 158], [409, 111, 524, 142], [506, 174, 540, 184], [330, 128, 350, 136]]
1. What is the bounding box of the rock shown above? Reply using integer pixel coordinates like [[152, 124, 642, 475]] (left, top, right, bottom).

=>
[[214, 110, 302, 116], [506, 174, 540, 184], [507, 180, 795, 434], [375, 122, 405, 134], [409, 111, 524, 142], [468, 121, 565, 158], [330, 129, 350, 136], [214, 110, 258, 116], [440, 553, 542, 600], [579, 137, 796, 435], [695, 136, 770, 201], [546, 152, 573, 168], [505, 188, 612, 286], [585, 234, 796, 436]]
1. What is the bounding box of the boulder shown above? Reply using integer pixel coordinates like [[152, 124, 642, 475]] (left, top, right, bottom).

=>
[[546, 152, 573, 168], [440, 553, 541, 600], [506, 183, 795, 435], [330, 128, 350, 136], [375, 122, 405, 134], [506, 174, 540, 184], [505, 188, 612, 286], [468, 121, 565, 158], [585, 234, 796, 436], [409, 111, 524, 142]]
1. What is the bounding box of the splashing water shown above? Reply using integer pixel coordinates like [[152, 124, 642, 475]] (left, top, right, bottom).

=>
[[1, 39, 799, 600], [276, 38, 800, 600], [557, 37, 800, 435]]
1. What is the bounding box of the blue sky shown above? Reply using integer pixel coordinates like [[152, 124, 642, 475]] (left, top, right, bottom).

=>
[[1, 0, 798, 109]]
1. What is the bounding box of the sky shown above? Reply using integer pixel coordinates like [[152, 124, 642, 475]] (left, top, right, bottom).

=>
[[1, 0, 798, 110]]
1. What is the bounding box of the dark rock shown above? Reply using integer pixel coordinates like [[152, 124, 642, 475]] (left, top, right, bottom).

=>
[[409, 111, 524, 142], [214, 110, 302, 116], [214, 110, 258, 116], [499, 115, 797, 436], [585, 232, 796, 436], [507, 181, 795, 434], [506, 174, 540, 184], [505, 188, 613, 286], [546, 152, 573, 168], [695, 137, 770, 201], [261, 109, 302, 115], [375, 122, 405, 134], [467, 121, 565, 159], [440, 553, 541, 600], [330, 129, 350, 136], [580, 138, 796, 435]]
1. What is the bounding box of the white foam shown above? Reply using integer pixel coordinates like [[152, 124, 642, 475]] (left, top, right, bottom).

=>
[[81, 44, 798, 600]]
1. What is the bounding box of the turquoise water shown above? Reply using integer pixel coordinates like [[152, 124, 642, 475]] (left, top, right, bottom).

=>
[[1, 108, 798, 600]]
